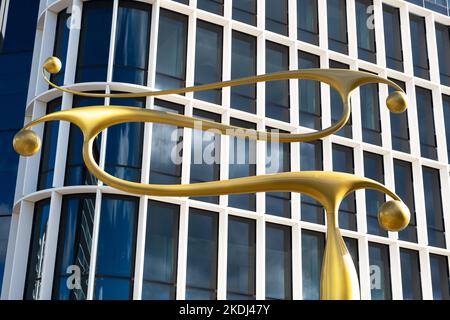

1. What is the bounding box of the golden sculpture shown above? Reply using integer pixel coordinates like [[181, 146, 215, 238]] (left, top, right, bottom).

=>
[[14, 56, 411, 300]]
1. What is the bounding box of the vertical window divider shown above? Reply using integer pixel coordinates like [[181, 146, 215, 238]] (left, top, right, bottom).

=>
[[38, 191, 62, 299], [389, 242, 403, 299], [425, 15, 439, 83], [291, 223, 302, 299], [132, 196, 149, 300], [185, 11, 197, 100], [406, 81, 421, 157], [419, 249, 433, 299], [216, 208, 228, 299], [255, 217, 265, 299], [147, 2, 160, 89], [288, 0, 297, 40], [431, 88, 448, 163], [106, 0, 119, 84], [181, 102, 193, 185], [438, 168, 450, 250], [219, 111, 230, 208], [175, 201, 189, 300], [379, 72, 393, 150], [289, 46, 299, 128], [347, 0, 358, 59], [358, 236, 371, 299], [86, 190, 103, 300], [317, 0, 328, 49], [413, 164, 428, 246], [401, 5, 414, 76], [222, 14, 232, 109], [354, 144, 367, 235], [374, 0, 386, 68]]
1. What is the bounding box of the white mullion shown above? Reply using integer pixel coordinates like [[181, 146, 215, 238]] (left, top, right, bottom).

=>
[[175, 201, 189, 300], [185, 10, 197, 100], [106, 0, 119, 83], [132, 196, 148, 300], [419, 248, 433, 299], [426, 14, 440, 84], [390, 242, 403, 299], [347, 0, 358, 60], [354, 145, 367, 235], [86, 190, 103, 300], [255, 216, 265, 299], [216, 209, 228, 299], [373, 0, 387, 69], [359, 236, 371, 300], [413, 162, 429, 247], [317, 0, 328, 50], [64, 0, 83, 86], [291, 223, 302, 299], [399, 4, 414, 77], [39, 191, 62, 299]]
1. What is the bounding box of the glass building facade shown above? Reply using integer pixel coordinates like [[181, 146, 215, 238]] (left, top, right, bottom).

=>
[[2, 0, 450, 301]]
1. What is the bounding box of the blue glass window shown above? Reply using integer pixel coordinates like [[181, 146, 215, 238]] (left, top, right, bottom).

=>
[[76, 0, 113, 83], [430, 254, 450, 300], [38, 99, 61, 190], [328, 0, 348, 54], [0, 130, 19, 212], [104, 97, 145, 183], [423, 167, 445, 248], [113, 1, 151, 85], [400, 248, 422, 300], [300, 141, 324, 224], [194, 20, 223, 104], [190, 109, 221, 204], [142, 201, 179, 300], [227, 216, 256, 299], [330, 60, 352, 138], [266, 41, 290, 122], [51, 10, 70, 86], [231, 31, 257, 113], [233, 0, 256, 26], [344, 237, 359, 275], [383, 4, 403, 72], [416, 87, 437, 160], [356, 0, 376, 63], [149, 100, 184, 184], [332, 144, 356, 231], [228, 118, 256, 211], [369, 242, 392, 300], [95, 195, 138, 300], [52, 194, 95, 300], [298, 51, 321, 130], [198, 0, 224, 15], [266, 223, 292, 300], [360, 70, 381, 146], [0, 215, 11, 291], [435, 23, 450, 86], [395, 159, 417, 243], [24, 199, 51, 300], [186, 209, 218, 300], [301, 230, 324, 300], [266, 0, 288, 36], [389, 79, 410, 153], [364, 152, 386, 237], [65, 96, 103, 186], [443, 94, 450, 162], [266, 128, 291, 218], [297, 0, 319, 45], [410, 14, 430, 80], [155, 9, 188, 90]]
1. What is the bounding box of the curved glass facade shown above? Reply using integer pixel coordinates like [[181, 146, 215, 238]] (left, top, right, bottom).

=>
[[2, 0, 450, 301]]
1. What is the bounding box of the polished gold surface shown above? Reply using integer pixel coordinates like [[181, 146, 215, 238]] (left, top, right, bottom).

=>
[[378, 200, 411, 232], [13, 57, 413, 300], [386, 90, 408, 113], [13, 129, 41, 157], [43, 56, 62, 74]]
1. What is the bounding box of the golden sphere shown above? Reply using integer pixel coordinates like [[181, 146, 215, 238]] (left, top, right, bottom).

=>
[[13, 130, 41, 157], [378, 200, 410, 232], [386, 91, 408, 113], [43, 56, 62, 74]]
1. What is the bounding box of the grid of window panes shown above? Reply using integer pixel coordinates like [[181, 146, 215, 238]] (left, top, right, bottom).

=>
[[6, 0, 450, 301]]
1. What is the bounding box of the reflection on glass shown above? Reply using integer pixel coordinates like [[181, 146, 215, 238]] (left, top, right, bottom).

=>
[[400, 248, 422, 300], [95, 196, 138, 300], [330, 60, 352, 138], [149, 100, 184, 184], [299, 51, 321, 130], [265, 0, 288, 36], [143, 201, 179, 300], [435, 23, 450, 86], [300, 141, 324, 224], [190, 109, 221, 204], [228, 118, 256, 211], [368, 242, 392, 300], [266, 223, 292, 300], [38, 99, 61, 190], [233, 0, 256, 26], [297, 0, 319, 45], [356, 0, 376, 63], [327, 0, 348, 54], [422, 167, 445, 248], [360, 72, 381, 146], [186, 209, 218, 300], [227, 216, 256, 300], [76, 0, 113, 82], [302, 230, 324, 300], [389, 79, 410, 153], [231, 31, 257, 113], [266, 41, 290, 122], [51, 10, 70, 86], [24, 199, 51, 300], [394, 159, 417, 243], [416, 87, 437, 160], [364, 152, 386, 237], [410, 14, 430, 80], [430, 254, 450, 300], [266, 128, 291, 218], [443, 95, 450, 162], [155, 9, 188, 90], [332, 144, 357, 231], [198, 0, 224, 15], [53, 194, 95, 300], [383, 4, 403, 72], [194, 20, 223, 104], [113, 1, 151, 85]]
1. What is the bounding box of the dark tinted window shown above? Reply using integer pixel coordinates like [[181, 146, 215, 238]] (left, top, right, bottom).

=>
[[435, 23, 450, 86], [364, 152, 386, 236], [356, 0, 376, 63], [400, 248, 422, 300], [297, 0, 319, 45], [383, 4, 403, 71], [330, 60, 352, 138], [328, 0, 348, 54], [410, 14, 430, 80], [298, 51, 321, 130], [302, 230, 324, 300], [233, 0, 257, 26], [389, 79, 410, 153], [423, 166, 445, 248], [416, 87, 437, 160], [430, 254, 450, 300], [266, 0, 288, 36]]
